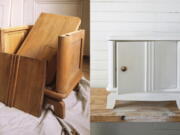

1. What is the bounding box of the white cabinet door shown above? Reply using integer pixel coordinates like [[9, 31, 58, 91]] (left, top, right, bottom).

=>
[[154, 41, 178, 91], [117, 42, 146, 94]]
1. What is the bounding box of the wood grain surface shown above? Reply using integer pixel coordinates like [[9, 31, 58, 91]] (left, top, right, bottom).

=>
[[0, 25, 32, 54], [0, 53, 13, 104], [17, 13, 81, 60], [0, 52, 46, 117], [56, 30, 85, 98], [12, 56, 46, 116], [17, 13, 81, 85]]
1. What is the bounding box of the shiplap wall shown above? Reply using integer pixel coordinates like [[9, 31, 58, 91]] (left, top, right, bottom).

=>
[[90, 0, 180, 88]]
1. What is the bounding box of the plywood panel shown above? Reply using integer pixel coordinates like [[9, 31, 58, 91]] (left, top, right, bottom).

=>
[[13, 56, 46, 116], [55, 30, 85, 97], [17, 13, 81, 61], [0, 25, 32, 54], [0, 52, 46, 117], [0, 53, 13, 103]]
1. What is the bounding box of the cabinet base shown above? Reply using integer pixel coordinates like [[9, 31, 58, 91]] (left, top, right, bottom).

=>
[[106, 92, 180, 110]]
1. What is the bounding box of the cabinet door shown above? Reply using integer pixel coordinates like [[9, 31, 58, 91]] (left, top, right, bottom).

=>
[[154, 41, 178, 90], [117, 42, 146, 94]]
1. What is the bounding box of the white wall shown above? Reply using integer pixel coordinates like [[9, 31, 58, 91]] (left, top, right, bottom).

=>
[[0, 0, 89, 55], [90, 0, 180, 88]]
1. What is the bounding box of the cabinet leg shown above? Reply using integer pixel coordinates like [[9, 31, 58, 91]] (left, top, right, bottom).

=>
[[73, 83, 80, 92], [45, 97, 65, 119], [106, 93, 116, 109], [176, 100, 180, 110]]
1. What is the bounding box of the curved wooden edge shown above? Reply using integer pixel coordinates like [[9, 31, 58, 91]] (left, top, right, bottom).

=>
[[45, 89, 67, 100], [45, 82, 81, 100], [45, 97, 65, 119], [45, 72, 83, 100]]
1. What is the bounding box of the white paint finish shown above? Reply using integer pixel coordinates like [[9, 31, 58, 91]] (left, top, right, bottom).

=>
[[91, 41, 108, 51], [91, 2, 180, 12], [91, 61, 108, 70], [91, 71, 107, 80], [91, 50, 108, 61], [117, 42, 146, 94], [10, 0, 24, 26], [107, 41, 117, 90], [34, 1, 81, 20], [90, 80, 108, 88], [154, 41, 177, 90], [177, 42, 180, 88], [90, 0, 180, 87], [91, 32, 180, 42], [91, 22, 180, 32], [91, 12, 180, 23], [106, 92, 117, 109], [116, 92, 180, 101], [0, 6, 3, 26], [23, 0, 35, 25], [176, 100, 180, 109], [0, 0, 11, 27]]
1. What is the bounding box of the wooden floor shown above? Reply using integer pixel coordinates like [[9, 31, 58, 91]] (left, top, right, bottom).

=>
[[91, 88, 180, 122]]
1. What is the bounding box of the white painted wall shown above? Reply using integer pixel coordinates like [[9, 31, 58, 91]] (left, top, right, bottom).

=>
[[90, 0, 180, 87], [0, 0, 89, 55]]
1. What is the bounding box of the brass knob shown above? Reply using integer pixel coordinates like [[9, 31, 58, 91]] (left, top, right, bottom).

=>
[[121, 66, 127, 72]]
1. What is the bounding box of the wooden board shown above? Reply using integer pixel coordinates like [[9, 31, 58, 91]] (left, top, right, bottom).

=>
[[12, 56, 46, 116], [0, 53, 13, 103], [56, 30, 85, 97], [17, 13, 81, 61], [91, 88, 180, 122], [0, 52, 46, 117], [45, 30, 85, 99], [0, 26, 32, 54]]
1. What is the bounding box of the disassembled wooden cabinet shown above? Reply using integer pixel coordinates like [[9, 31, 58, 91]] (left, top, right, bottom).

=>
[[0, 13, 84, 118]]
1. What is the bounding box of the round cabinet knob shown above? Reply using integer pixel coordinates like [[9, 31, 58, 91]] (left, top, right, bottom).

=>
[[121, 66, 127, 72]]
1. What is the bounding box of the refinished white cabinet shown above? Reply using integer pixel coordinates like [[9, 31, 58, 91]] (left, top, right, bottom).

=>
[[107, 38, 180, 109]]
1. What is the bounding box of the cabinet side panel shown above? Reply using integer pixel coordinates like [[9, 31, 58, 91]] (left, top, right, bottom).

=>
[[0, 53, 13, 103]]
